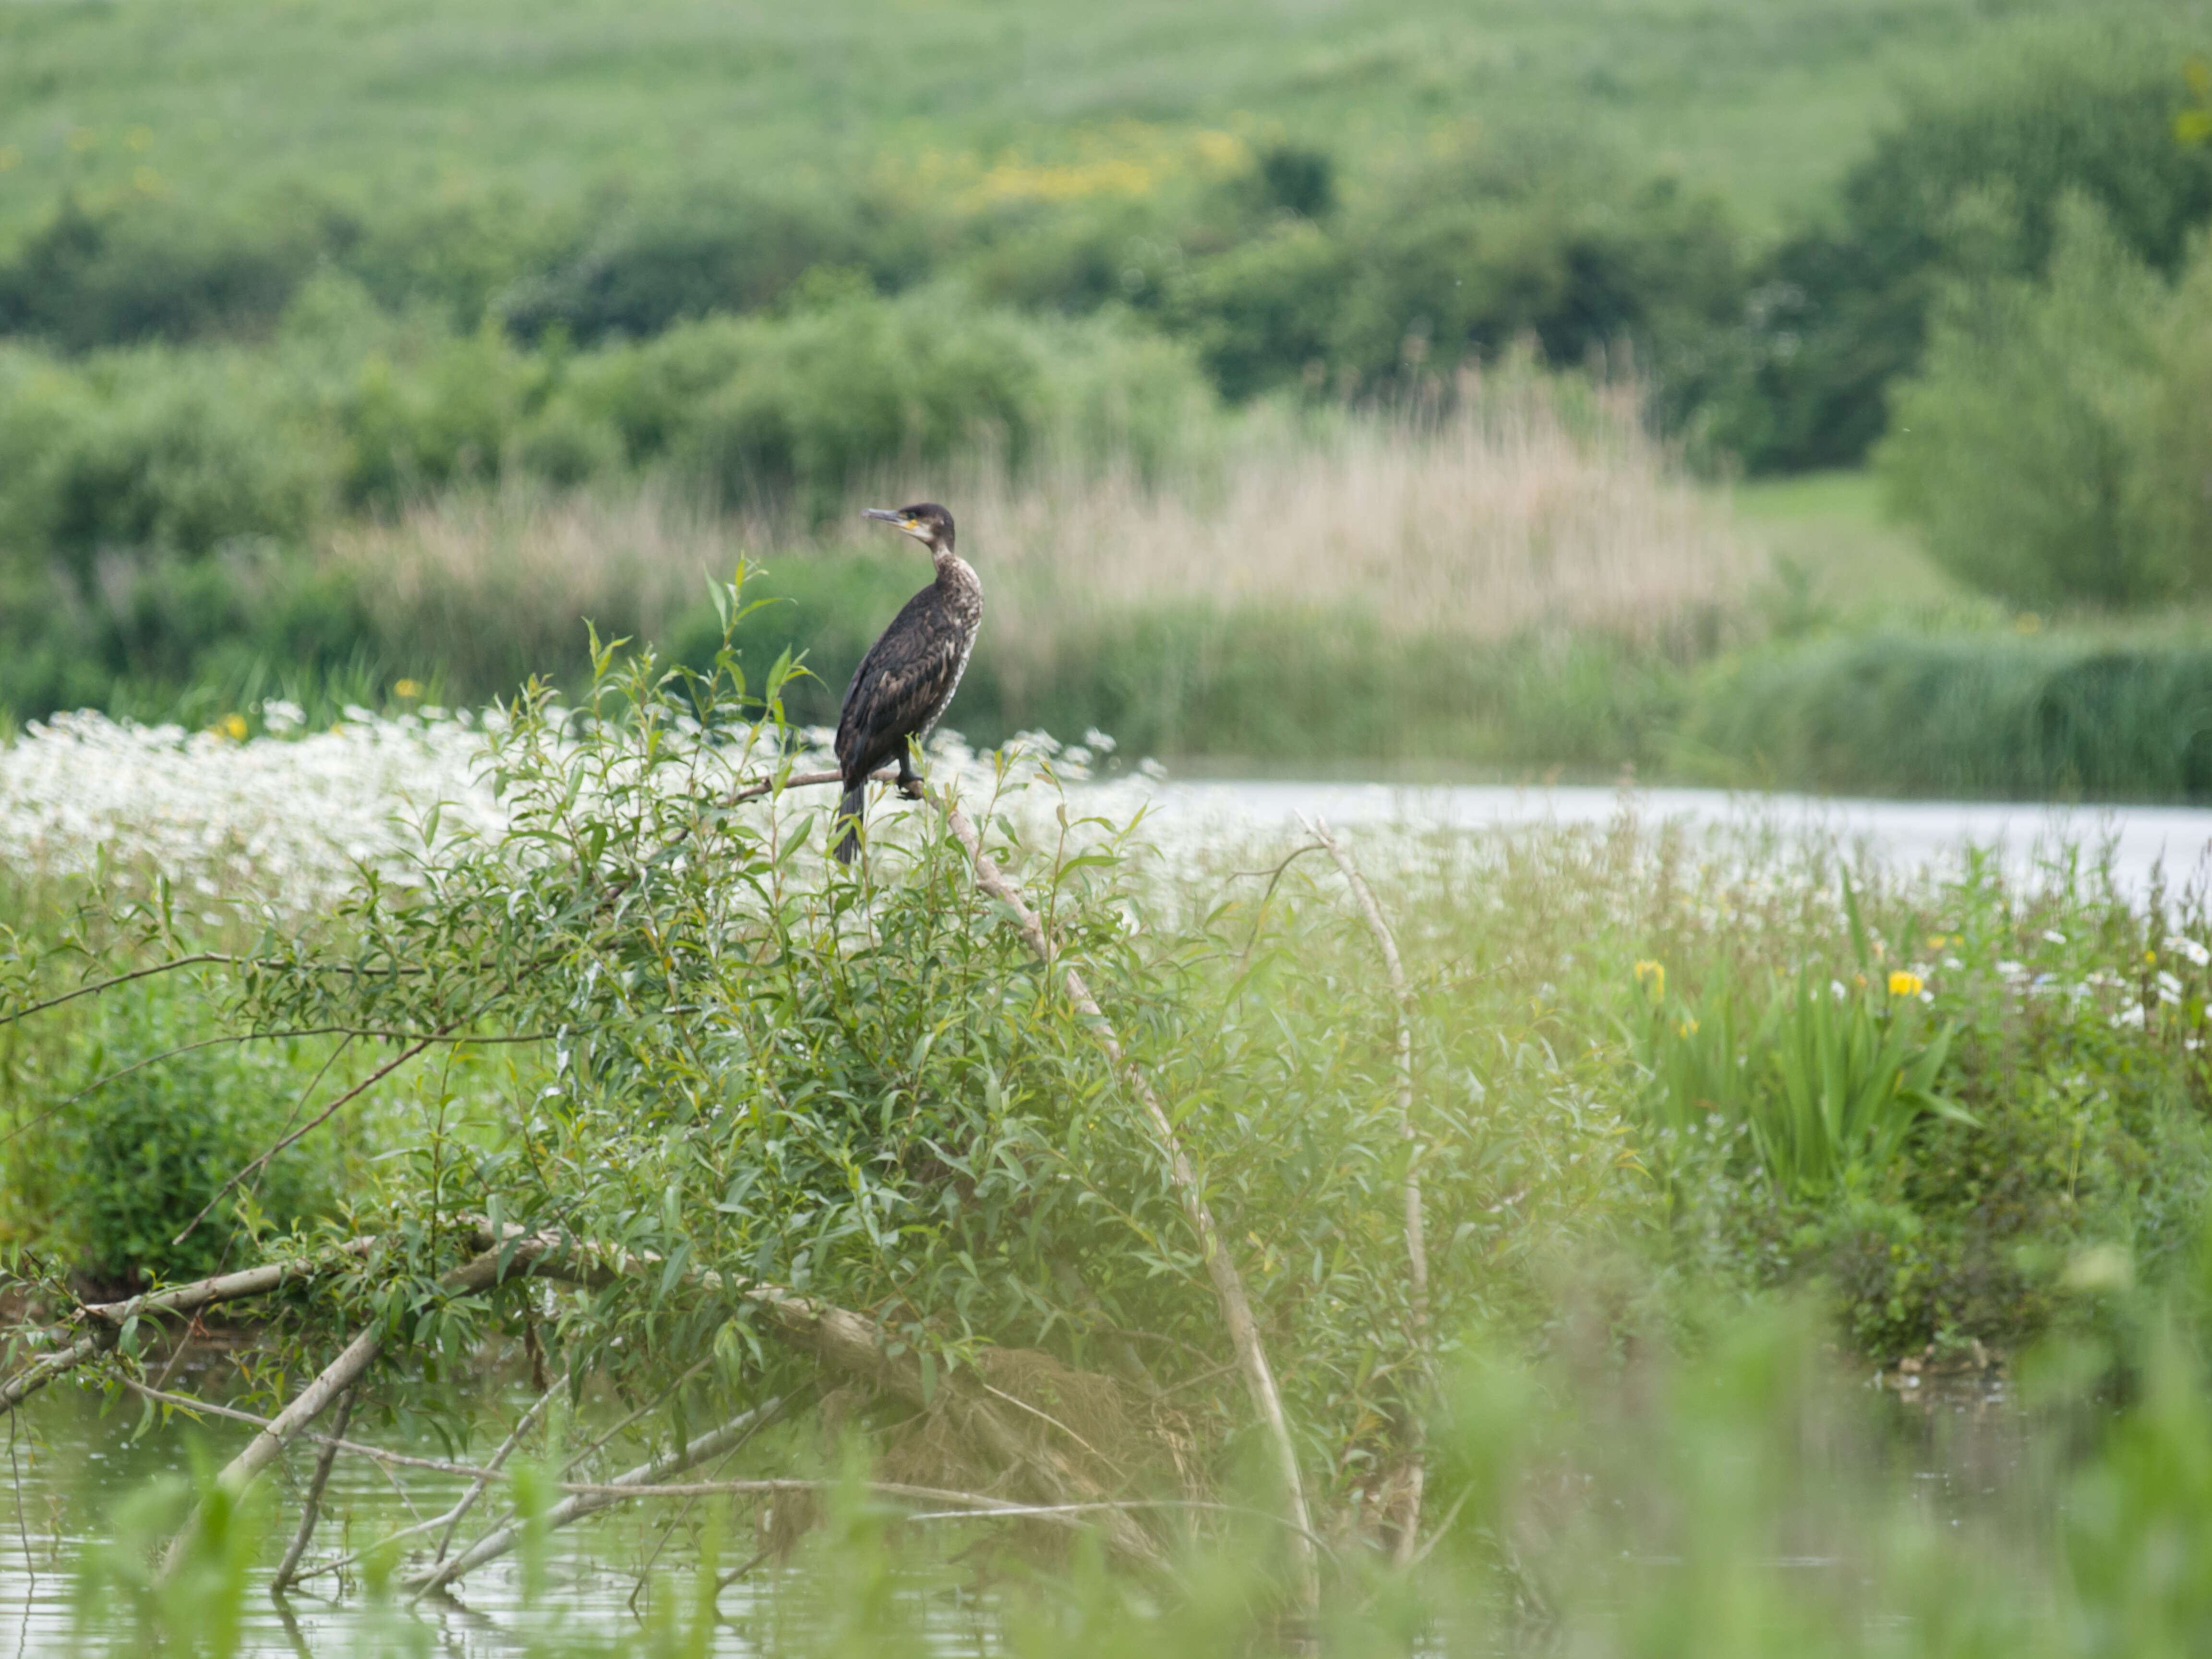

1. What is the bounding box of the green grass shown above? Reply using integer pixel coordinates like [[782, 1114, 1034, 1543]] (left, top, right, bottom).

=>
[[0, 0, 2185, 244], [1732, 469, 1974, 622]]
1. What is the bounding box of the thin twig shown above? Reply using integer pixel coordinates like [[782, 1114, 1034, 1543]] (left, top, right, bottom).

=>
[[272, 1384, 354, 1590], [0, 954, 234, 1027], [943, 794, 1320, 1616], [721, 767, 894, 806], [174, 1031, 447, 1245], [120, 1380, 500, 1479], [979, 1380, 1112, 1470], [558, 1356, 711, 1477], [1311, 818, 1430, 1565], [432, 1380, 563, 1565]]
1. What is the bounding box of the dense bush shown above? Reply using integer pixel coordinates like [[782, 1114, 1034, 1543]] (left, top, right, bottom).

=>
[[500, 185, 901, 343], [1704, 30, 2212, 472], [0, 194, 332, 350], [1878, 199, 2212, 609], [52, 987, 339, 1286], [1678, 628, 2212, 801], [1876, 200, 2173, 606]]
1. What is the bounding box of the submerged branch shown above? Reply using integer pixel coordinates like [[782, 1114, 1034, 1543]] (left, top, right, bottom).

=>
[[272, 1383, 354, 1591], [158, 1233, 569, 1582], [409, 1398, 783, 1598]]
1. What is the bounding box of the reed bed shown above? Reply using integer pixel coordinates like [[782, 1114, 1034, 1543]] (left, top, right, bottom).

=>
[[324, 371, 1758, 710]]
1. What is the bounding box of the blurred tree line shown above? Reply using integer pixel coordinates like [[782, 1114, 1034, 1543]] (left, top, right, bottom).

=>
[[6, 31, 2207, 478], [2, 25, 2212, 727]]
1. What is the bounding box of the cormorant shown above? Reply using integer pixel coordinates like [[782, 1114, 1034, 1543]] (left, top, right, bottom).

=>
[[832, 503, 983, 864]]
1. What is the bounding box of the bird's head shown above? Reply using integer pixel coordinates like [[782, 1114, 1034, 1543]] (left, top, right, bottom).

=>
[[863, 503, 955, 553]]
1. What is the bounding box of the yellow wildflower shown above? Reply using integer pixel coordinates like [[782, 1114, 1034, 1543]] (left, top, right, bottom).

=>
[[217, 713, 248, 741], [1887, 971, 1924, 998], [393, 678, 424, 698], [1633, 960, 1664, 1001], [1677, 1018, 1699, 1038]]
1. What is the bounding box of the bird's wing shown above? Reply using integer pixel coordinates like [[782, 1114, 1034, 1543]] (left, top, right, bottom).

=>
[[836, 605, 963, 774]]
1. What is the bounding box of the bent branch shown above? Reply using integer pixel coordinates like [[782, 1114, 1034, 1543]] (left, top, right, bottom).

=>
[[942, 798, 1318, 1614]]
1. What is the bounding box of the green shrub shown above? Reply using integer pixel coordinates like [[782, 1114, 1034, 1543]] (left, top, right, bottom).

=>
[[0, 341, 328, 574], [0, 193, 329, 350], [1707, 27, 2212, 472], [1877, 198, 2173, 606], [500, 185, 893, 343], [1164, 222, 1349, 398], [1679, 628, 2212, 801], [53, 988, 339, 1286], [1327, 140, 1742, 391]]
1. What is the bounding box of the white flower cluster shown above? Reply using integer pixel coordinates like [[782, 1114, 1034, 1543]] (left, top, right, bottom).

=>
[[0, 709, 1179, 916], [0, 707, 505, 912]]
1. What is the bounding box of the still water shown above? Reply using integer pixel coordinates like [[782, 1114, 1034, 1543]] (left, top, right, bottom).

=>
[[0, 1359, 2040, 1657], [1121, 779, 2212, 898], [0, 1359, 913, 1657]]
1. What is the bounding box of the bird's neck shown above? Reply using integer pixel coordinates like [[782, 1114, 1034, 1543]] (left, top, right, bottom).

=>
[[932, 546, 975, 589]]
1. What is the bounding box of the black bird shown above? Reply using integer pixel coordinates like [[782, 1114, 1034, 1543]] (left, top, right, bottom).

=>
[[832, 503, 983, 863]]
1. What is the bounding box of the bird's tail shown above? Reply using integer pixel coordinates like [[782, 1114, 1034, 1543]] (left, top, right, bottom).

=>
[[832, 782, 866, 865]]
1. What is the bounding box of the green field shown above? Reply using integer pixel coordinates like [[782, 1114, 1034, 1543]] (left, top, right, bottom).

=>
[[0, 0, 2183, 240]]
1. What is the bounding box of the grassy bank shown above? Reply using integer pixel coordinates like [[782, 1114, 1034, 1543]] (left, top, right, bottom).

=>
[[4, 616, 2212, 1650]]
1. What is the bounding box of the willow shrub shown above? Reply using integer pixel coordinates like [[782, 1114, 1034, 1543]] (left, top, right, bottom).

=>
[[105, 572, 1615, 1502]]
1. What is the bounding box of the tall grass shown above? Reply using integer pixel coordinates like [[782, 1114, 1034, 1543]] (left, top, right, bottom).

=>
[[318, 365, 1751, 764], [1679, 628, 2212, 800]]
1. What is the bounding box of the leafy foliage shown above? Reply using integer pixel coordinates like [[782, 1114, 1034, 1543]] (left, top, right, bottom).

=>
[[49, 986, 341, 1286]]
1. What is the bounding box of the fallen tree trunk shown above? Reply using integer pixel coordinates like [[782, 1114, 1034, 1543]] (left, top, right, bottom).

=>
[[2, 1238, 382, 1414], [463, 1223, 1169, 1569]]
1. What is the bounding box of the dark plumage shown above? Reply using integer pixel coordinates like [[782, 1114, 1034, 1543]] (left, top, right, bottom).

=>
[[833, 503, 984, 863]]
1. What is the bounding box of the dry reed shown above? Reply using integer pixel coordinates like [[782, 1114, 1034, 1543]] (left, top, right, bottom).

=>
[[920, 370, 1754, 647], [325, 371, 1756, 673]]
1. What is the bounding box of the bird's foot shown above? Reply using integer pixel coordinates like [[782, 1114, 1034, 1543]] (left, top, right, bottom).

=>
[[898, 777, 926, 800]]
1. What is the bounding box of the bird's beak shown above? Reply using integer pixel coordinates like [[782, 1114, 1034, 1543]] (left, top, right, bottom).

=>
[[864, 507, 927, 541]]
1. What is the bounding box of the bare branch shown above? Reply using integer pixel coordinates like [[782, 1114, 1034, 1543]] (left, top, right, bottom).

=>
[[272, 1383, 354, 1590], [941, 795, 1319, 1615], [122, 1380, 498, 1479]]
